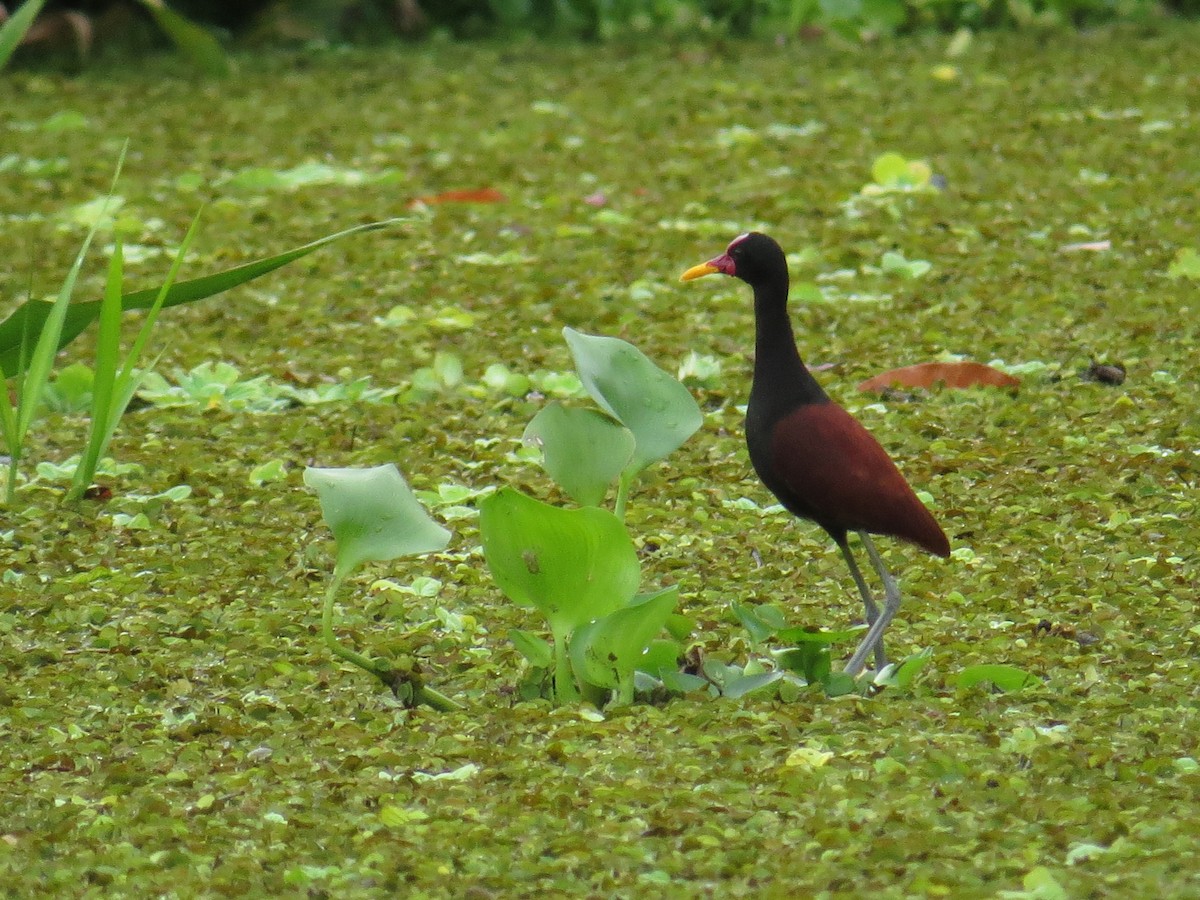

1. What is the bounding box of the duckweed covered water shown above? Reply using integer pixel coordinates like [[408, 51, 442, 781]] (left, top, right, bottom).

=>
[[2, 26, 1199, 896]]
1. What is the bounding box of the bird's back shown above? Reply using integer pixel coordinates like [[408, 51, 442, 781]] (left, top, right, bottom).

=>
[[749, 401, 950, 557]]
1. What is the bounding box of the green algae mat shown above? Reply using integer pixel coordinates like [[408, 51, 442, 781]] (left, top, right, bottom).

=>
[[3, 26, 1200, 896]]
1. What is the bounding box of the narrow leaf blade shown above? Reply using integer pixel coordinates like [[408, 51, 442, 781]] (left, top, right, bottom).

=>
[[956, 664, 1041, 693], [135, 0, 229, 76], [0, 0, 48, 70], [0, 219, 405, 377], [68, 238, 124, 500]]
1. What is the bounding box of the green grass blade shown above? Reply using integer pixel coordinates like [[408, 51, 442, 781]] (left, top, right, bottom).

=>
[[0, 0, 47, 71], [135, 0, 229, 76], [67, 238, 124, 501], [15, 145, 126, 442], [0, 218, 405, 378], [113, 209, 202, 399], [84, 213, 201, 487], [0, 359, 18, 454]]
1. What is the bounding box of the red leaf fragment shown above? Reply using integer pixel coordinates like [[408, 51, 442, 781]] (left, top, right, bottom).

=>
[[407, 188, 506, 208], [857, 361, 1020, 392]]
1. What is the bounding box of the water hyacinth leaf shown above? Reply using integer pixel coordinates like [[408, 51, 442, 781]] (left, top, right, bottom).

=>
[[661, 671, 709, 693], [523, 402, 635, 506], [722, 669, 784, 700], [822, 672, 859, 697], [638, 638, 683, 679], [774, 624, 864, 644], [731, 601, 785, 644], [774, 644, 831, 684], [569, 586, 679, 702], [562, 327, 702, 475], [882, 648, 933, 690], [664, 613, 693, 642], [509, 628, 553, 669], [0, 219, 404, 378], [304, 465, 450, 580], [479, 487, 639, 637], [956, 664, 1041, 693]]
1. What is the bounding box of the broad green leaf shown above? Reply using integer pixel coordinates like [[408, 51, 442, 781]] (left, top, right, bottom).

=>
[[228, 162, 394, 191], [660, 671, 709, 693], [523, 402, 635, 506], [822, 672, 859, 697], [1166, 247, 1200, 280], [569, 586, 679, 703], [956, 664, 1041, 693], [1017, 866, 1067, 900], [870, 152, 932, 190], [723, 670, 784, 699], [872, 152, 910, 186], [304, 465, 450, 580], [479, 487, 639, 639], [562, 327, 702, 475], [774, 644, 831, 684], [509, 629, 553, 668], [0, 0, 47, 71], [699, 658, 779, 698], [731, 601, 784, 644], [44, 362, 96, 414], [775, 624, 865, 644], [883, 648, 933, 690], [135, 0, 229, 76], [249, 459, 288, 486], [638, 638, 682, 678], [0, 219, 404, 378], [880, 250, 932, 279], [664, 613, 693, 642]]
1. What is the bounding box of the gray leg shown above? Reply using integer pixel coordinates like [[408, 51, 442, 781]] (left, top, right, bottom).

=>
[[839, 541, 887, 671], [843, 532, 902, 677]]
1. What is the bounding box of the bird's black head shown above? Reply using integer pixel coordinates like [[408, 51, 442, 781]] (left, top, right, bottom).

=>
[[680, 232, 788, 288]]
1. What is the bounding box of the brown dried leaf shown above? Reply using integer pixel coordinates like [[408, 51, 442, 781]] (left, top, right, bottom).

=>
[[857, 361, 1020, 392]]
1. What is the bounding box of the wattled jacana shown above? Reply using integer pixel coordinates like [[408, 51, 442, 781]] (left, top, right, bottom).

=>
[[681, 232, 949, 677]]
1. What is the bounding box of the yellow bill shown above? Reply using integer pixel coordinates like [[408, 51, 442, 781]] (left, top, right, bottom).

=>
[[680, 262, 719, 282]]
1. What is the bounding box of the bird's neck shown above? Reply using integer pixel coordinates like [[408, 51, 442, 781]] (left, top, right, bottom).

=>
[[750, 279, 829, 412]]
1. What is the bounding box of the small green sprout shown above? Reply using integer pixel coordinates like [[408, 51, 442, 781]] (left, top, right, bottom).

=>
[[304, 464, 458, 710]]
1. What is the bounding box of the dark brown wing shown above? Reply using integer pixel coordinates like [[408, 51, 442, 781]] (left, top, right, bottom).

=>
[[768, 404, 950, 557]]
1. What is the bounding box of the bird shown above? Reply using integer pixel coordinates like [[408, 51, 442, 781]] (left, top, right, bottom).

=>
[[681, 232, 949, 677]]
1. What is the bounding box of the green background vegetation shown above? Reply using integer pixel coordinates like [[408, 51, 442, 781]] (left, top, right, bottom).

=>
[[3, 19, 1200, 898]]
